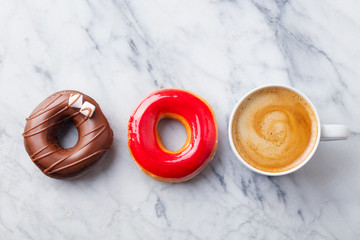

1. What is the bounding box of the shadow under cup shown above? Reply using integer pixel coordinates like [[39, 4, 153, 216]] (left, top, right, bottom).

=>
[[229, 85, 321, 176]]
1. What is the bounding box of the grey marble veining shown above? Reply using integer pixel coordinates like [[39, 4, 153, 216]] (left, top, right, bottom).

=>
[[0, 0, 360, 239]]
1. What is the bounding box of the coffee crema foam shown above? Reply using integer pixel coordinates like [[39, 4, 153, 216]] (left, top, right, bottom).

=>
[[232, 87, 318, 173]]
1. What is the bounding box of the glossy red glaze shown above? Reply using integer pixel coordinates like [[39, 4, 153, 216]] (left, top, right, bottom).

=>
[[128, 89, 218, 181]]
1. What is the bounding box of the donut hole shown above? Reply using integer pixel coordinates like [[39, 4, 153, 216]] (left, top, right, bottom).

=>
[[57, 119, 79, 149], [157, 118, 188, 152]]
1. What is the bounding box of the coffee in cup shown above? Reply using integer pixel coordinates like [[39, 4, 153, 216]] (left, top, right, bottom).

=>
[[229, 85, 350, 176], [230, 86, 319, 173]]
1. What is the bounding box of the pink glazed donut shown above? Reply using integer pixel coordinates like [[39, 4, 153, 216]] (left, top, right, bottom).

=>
[[128, 89, 218, 182]]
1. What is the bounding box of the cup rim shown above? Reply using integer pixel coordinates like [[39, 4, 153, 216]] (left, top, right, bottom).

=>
[[228, 84, 321, 176]]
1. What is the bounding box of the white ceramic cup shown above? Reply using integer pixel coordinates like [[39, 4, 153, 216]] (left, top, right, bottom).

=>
[[228, 85, 350, 176]]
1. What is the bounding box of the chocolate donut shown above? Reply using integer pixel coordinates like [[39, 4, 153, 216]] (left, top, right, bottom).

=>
[[23, 90, 113, 179]]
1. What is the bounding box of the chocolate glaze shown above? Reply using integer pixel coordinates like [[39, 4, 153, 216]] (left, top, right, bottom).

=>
[[23, 90, 113, 179]]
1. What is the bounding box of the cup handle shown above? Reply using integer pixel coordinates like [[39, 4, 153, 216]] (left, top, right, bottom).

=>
[[320, 124, 350, 141]]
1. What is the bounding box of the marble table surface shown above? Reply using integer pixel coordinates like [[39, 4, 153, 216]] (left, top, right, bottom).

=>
[[1, 0, 360, 239]]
